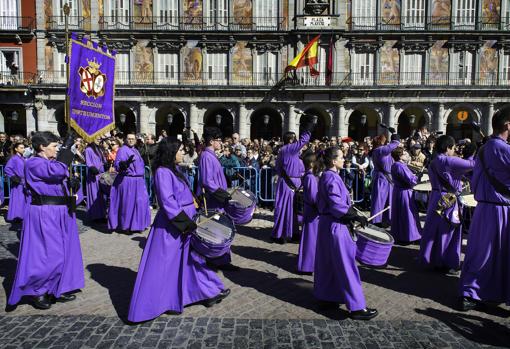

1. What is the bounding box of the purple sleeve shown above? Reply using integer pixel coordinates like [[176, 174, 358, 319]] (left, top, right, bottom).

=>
[[199, 152, 221, 192], [286, 131, 311, 154], [30, 160, 68, 182], [114, 146, 128, 172], [447, 156, 475, 176], [304, 175, 318, 204], [5, 157, 22, 177], [379, 140, 400, 156], [394, 164, 418, 187], [155, 169, 184, 221], [325, 175, 350, 219]]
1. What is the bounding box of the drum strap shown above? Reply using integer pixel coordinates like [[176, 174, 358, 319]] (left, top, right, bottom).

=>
[[478, 146, 510, 200], [281, 168, 300, 192], [373, 162, 393, 185]]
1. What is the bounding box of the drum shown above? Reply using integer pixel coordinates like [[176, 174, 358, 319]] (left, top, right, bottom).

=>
[[191, 211, 236, 259], [420, 173, 429, 183], [414, 182, 432, 212], [355, 224, 394, 267], [225, 188, 257, 225], [460, 194, 477, 208], [414, 182, 432, 192], [99, 172, 117, 186]]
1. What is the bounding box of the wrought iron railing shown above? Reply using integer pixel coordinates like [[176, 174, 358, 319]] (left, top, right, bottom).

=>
[[99, 16, 285, 31], [349, 16, 504, 31], [46, 16, 92, 30], [0, 72, 38, 86], [0, 16, 35, 31]]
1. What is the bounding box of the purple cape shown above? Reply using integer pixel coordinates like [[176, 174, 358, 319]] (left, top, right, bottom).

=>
[[8, 156, 84, 305], [298, 170, 319, 273], [314, 170, 367, 311], [5, 154, 27, 221], [419, 154, 475, 269], [108, 145, 151, 232], [85, 145, 107, 220], [390, 161, 422, 242], [128, 167, 224, 322], [460, 137, 510, 303], [272, 131, 310, 239]]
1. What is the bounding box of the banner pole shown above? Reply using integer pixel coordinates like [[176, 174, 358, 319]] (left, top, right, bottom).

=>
[[64, 3, 70, 135]]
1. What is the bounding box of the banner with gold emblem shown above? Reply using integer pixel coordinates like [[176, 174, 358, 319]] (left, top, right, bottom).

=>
[[68, 34, 116, 142]]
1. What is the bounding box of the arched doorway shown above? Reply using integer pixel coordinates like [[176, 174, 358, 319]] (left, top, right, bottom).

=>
[[299, 108, 329, 140], [348, 108, 380, 142], [114, 105, 136, 134], [397, 107, 428, 139], [250, 108, 282, 140], [204, 108, 234, 139], [0, 105, 27, 136], [54, 105, 67, 137], [446, 108, 480, 141], [156, 106, 185, 138]]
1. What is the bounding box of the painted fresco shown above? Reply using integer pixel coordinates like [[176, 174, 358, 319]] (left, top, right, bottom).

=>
[[184, 0, 203, 24], [134, 0, 153, 29], [183, 47, 203, 82], [431, 0, 451, 26], [380, 40, 399, 84], [429, 40, 449, 84], [480, 40, 498, 84], [232, 42, 252, 83], [482, 0, 500, 24], [381, 0, 401, 26], [282, 0, 289, 30], [81, 0, 91, 31], [233, 0, 252, 27], [98, 0, 103, 17], [44, 0, 52, 29], [45, 43, 53, 72], [133, 40, 154, 83]]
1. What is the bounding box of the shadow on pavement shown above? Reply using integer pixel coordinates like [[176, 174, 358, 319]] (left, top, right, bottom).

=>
[[131, 236, 146, 249], [235, 224, 272, 241], [222, 267, 349, 320], [0, 258, 17, 304], [231, 245, 298, 274], [87, 263, 136, 322], [75, 209, 111, 234], [416, 307, 510, 348]]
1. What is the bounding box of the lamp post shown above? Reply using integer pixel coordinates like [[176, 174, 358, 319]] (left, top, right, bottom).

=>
[[360, 114, 367, 126], [408, 114, 416, 126], [119, 113, 126, 132], [167, 113, 173, 125], [215, 114, 222, 126], [263, 114, 270, 126], [11, 111, 18, 122]]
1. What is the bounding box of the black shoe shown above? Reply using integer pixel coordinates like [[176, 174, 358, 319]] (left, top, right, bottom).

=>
[[32, 294, 51, 310], [216, 263, 240, 271], [317, 300, 339, 310], [459, 297, 478, 311], [350, 308, 378, 320], [446, 268, 460, 276], [203, 288, 231, 308], [55, 293, 76, 303], [271, 237, 285, 244]]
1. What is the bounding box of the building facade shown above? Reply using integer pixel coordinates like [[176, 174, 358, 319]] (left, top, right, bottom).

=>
[[1, 0, 509, 140]]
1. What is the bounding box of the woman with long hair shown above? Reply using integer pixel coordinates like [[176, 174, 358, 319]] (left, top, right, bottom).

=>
[[4, 142, 27, 222], [128, 138, 229, 323]]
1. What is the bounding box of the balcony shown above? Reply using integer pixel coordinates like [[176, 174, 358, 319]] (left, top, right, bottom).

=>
[[99, 16, 286, 32], [0, 72, 38, 87], [349, 16, 505, 31], [0, 16, 35, 32], [46, 16, 92, 31]]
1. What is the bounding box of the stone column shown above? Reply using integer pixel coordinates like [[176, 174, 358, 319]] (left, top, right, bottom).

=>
[[287, 105, 298, 134], [139, 103, 151, 135], [25, 104, 36, 134], [437, 103, 446, 134], [90, 0, 100, 32], [387, 103, 396, 136], [486, 103, 494, 136], [238, 104, 250, 139], [336, 104, 348, 138]]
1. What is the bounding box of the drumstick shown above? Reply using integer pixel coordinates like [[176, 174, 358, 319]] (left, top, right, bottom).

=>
[[202, 188, 208, 216], [367, 206, 391, 222], [196, 212, 223, 227], [352, 206, 369, 218]]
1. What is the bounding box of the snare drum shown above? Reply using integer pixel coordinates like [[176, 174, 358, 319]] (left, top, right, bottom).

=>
[[355, 224, 394, 267], [460, 194, 477, 208], [99, 172, 117, 186], [414, 182, 432, 212], [225, 188, 257, 225], [191, 211, 236, 259]]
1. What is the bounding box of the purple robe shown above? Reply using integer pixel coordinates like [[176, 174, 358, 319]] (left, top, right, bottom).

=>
[[298, 170, 319, 273], [108, 145, 150, 232], [128, 167, 225, 322], [8, 156, 84, 305], [5, 154, 27, 221], [85, 145, 107, 220], [370, 140, 400, 224], [419, 154, 475, 270], [272, 131, 310, 239], [390, 161, 422, 243], [460, 137, 510, 303], [314, 170, 367, 312]]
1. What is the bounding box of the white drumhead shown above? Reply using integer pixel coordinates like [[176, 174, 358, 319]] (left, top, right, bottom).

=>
[[461, 194, 477, 208], [420, 173, 429, 182], [356, 226, 393, 242], [414, 182, 432, 192]]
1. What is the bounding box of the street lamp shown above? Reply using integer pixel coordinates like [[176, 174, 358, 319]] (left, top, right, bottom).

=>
[[11, 111, 18, 122], [167, 113, 174, 125], [408, 114, 416, 126], [119, 113, 126, 124], [215, 114, 222, 126], [311, 115, 318, 125], [263, 114, 270, 125], [360, 114, 367, 126]]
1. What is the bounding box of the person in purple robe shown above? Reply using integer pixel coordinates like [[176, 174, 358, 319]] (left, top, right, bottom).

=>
[[128, 138, 230, 322], [8, 131, 84, 310], [459, 110, 510, 311], [419, 135, 475, 274], [370, 133, 400, 227], [314, 146, 377, 320], [5, 142, 27, 222], [108, 133, 151, 233], [297, 152, 318, 273], [390, 147, 422, 244], [271, 121, 314, 243], [84, 138, 107, 221]]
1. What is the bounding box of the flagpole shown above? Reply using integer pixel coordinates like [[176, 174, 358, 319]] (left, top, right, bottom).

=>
[[64, 3, 70, 135]]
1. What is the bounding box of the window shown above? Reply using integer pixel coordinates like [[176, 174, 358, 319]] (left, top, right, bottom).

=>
[[53, 50, 66, 84], [352, 52, 374, 85], [401, 53, 423, 85], [115, 52, 130, 84], [255, 51, 277, 85], [105, 0, 130, 26], [206, 52, 228, 85], [206, 0, 228, 29], [297, 45, 327, 86], [453, 0, 476, 29], [156, 52, 178, 84], [503, 0, 510, 28], [451, 50, 474, 85], [402, 0, 425, 29], [352, 0, 376, 29], [500, 54, 510, 85], [0, 49, 20, 85], [0, 0, 18, 30], [254, 0, 278, 30], [54, 0, 79, 28], [154, 0, 178, 28]]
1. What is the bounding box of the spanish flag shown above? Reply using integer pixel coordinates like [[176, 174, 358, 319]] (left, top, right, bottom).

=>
[[285, 35, 320, 76]]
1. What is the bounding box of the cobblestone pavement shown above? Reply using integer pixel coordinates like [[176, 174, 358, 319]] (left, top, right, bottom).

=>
[[0, 207, 509, 348]]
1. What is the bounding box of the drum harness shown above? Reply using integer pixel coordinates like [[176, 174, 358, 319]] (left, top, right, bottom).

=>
[[430, 161, 464, 225]]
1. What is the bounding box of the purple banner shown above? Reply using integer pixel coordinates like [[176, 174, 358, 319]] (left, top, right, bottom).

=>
[[68, 37, 115, 142]]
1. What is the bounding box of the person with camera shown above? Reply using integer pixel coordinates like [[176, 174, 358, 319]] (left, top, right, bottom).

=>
[[314, 146, 377, 320], [108, 133, 151, 234]]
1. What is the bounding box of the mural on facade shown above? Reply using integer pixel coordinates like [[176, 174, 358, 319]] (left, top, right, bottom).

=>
[[480, 40, 498, 83], [381, 0, 401, 26], [232, 42, 252, 83], [44, 0, 52, 29], [82, 0, 91, 31], [482, 0, 500, 24], [431, 0, 451, 25], [45, 43, 53, 72], [133, 40, 154, 83], [184, 0, 203, 23], [380, 40, 399, 84], [233, 0, 252, 27], [429, 40, 449, 83], [98, 0, 103, 17], [282, 0, 289, 29], [133, 0, 153, 28], [183, 47, 203, 82]]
